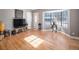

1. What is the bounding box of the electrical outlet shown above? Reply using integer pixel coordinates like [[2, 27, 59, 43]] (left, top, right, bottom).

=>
[[72, 32, 75, 36]]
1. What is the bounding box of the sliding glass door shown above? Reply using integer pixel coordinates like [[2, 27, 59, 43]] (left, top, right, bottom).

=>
[[43, 10, 69, 33], [43, 12, 52, 30], [61, 10, 69, 33]]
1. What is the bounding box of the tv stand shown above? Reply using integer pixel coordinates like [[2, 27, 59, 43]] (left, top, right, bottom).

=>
[[12, 26, 27, 35]]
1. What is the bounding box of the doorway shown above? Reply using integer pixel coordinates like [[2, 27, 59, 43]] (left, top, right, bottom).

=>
[[33, 12, 39, 29]]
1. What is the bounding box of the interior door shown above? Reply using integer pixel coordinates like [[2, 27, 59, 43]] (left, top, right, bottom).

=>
[[33, 12, 39, 29]]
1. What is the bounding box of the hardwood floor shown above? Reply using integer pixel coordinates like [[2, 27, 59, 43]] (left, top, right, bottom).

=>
[[0, 29, 79, 50]]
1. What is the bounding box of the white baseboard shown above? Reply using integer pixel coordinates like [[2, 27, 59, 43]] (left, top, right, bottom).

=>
[[60, 31, 79, 40], [41, 29, 79, 40]]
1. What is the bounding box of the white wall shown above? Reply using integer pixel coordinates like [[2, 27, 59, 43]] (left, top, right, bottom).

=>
[[0, 9, 14, 30], [23, 10, 32, 29], [26, 12, 32, 29]]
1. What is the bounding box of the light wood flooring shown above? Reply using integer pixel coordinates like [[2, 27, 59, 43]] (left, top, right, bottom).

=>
[[0, 29, 79, 50]]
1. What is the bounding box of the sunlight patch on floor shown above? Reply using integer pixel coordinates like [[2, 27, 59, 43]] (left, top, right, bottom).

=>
[[24, 35, 44, 48]]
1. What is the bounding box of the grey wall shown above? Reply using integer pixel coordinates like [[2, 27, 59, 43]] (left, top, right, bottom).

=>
[[0, 9, 79, 37], [0, 9, 14, 30], [0, 9, 32, 30], [70, 9, 79, 36]]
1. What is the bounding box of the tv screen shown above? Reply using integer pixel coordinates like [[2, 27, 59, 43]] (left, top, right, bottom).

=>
[[13, 19, 26, 28]]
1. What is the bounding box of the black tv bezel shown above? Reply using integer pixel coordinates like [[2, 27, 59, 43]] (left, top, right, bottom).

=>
[[13, 19, 26, 28]]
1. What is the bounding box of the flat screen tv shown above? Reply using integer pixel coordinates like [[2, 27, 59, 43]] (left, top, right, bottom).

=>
[[13, 19, 26, 28]]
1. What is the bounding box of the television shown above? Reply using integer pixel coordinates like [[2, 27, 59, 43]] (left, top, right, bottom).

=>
[[13, 19, 26, 28]]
